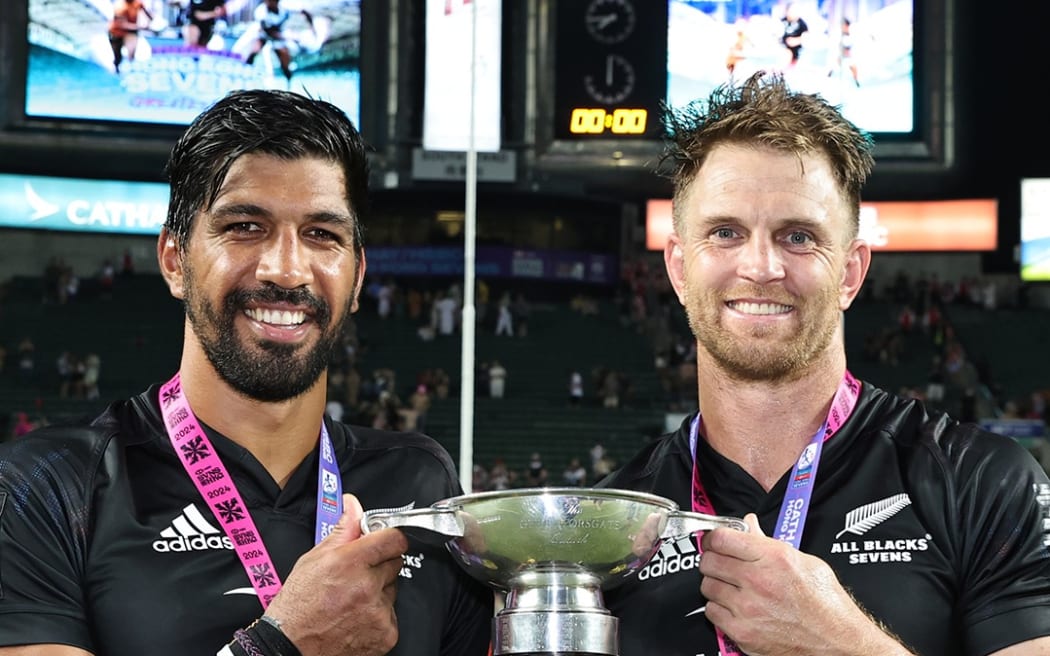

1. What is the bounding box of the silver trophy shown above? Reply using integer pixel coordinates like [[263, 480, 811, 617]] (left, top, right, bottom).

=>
[[362, 487, 746, 655]]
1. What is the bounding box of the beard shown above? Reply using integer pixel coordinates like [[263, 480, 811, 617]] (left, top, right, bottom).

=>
[[182, 266, 351, 402], [683, 281, 842, 383]]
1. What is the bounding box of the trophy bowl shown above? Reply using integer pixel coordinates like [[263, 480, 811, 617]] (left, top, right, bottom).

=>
[[363, 487, 746, 655]]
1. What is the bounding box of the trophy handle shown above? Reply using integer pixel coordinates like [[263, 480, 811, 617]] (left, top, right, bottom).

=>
[[360, 506, 466, 537], [661, 511, 748, 539]]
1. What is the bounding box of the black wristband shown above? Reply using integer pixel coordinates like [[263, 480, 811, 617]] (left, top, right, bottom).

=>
[[248, 615, 303, 656], [219, 633, 252, 656]]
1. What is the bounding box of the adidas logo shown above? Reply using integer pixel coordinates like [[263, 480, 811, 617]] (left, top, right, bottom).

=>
[[637, 534, 699, 581], [153, 504, 234, 553]]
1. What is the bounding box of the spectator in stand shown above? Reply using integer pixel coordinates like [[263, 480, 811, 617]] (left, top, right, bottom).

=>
[[524, 452, 548, 486], [433, 289, 458, 337], [325, 397, 345, 422], [570, 293, 600, 316], [471, 463, 489, 492], [475, 360, 490, 398], [922, 302, 942, 337], [591, 453, 614, 484], [371, 368, 396, 399], [406, 286, 423, 321], [512, 293, 531, 337], [599, 368, 622, 409], [925, 355, 946, 406], [494, 292, 514, 336], [98, 259, 116, 300], [408, 384, 432, 432], [475, 278, 490, 326], [376, 277, 395, 319], [16, 337, 35, 383], [1000, 400, 1023, 420], [1028, 391, 1048, 422], [56, 352, 75, 399], [589, 441, 607, 472], [57, 264, 80, 305], [12, 412, 36, 439], [488, 458, 511, 490], [562, 457, 587, 487], [629, 287, 647, 330], [121, 248, 135, 276], [69, 354, 87, 400], [568, 369, 585, 406], [488, 360, 507, 399], [431, 368, 451, 399]]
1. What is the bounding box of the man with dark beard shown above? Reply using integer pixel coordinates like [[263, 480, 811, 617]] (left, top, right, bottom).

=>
[[0, 90, 493, 656], [597, 72, 1050, 655]]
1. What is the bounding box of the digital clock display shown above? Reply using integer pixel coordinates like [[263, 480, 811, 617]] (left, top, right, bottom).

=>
[[569, 108, 648, 135], [552, 0, 667, 141]]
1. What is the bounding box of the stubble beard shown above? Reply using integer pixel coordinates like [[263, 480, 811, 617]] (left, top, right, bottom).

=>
[[683, 282, 842, 383]]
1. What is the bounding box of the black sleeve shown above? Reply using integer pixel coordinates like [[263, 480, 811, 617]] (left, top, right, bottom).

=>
[[942, 426, 1050, 652], [0, 427, 111, 649]]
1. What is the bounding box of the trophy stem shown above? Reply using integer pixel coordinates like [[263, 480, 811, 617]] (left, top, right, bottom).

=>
[[493, 570, 619, 655]]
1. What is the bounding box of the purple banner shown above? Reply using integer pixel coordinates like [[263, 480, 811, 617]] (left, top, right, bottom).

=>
[[364, 246, 617, 285]]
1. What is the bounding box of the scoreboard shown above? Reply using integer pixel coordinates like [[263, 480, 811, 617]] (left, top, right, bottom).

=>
[[553, 0, 668, 140]]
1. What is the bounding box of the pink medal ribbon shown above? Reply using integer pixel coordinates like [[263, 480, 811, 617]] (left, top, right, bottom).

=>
[[159, 372, 343, 609], [688, 371, 861, 655]]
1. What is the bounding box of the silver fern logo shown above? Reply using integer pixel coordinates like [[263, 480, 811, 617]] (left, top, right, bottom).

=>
[[835, 493, 912, 538], [829, 494, 929, 565]]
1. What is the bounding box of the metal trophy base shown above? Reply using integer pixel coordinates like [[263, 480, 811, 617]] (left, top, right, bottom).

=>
[[493, 611, 618, 655], [492, 570, 618, 656]]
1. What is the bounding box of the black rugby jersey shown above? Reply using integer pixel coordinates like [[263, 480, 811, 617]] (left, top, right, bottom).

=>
[[0, 384, 493, 655], [598, 382, 1050, 655], [188, 0, 226, 24]]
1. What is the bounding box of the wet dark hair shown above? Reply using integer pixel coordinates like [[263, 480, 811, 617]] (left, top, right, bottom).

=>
[[164, 89, 369, 255], [662, 70, 874, 239]]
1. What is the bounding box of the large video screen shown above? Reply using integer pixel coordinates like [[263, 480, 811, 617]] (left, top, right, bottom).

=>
[[1021, 178, 1050, 283], [667, 0, 914, 135], [24, 0, 361, 127], [422, 0, 502, 152]]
